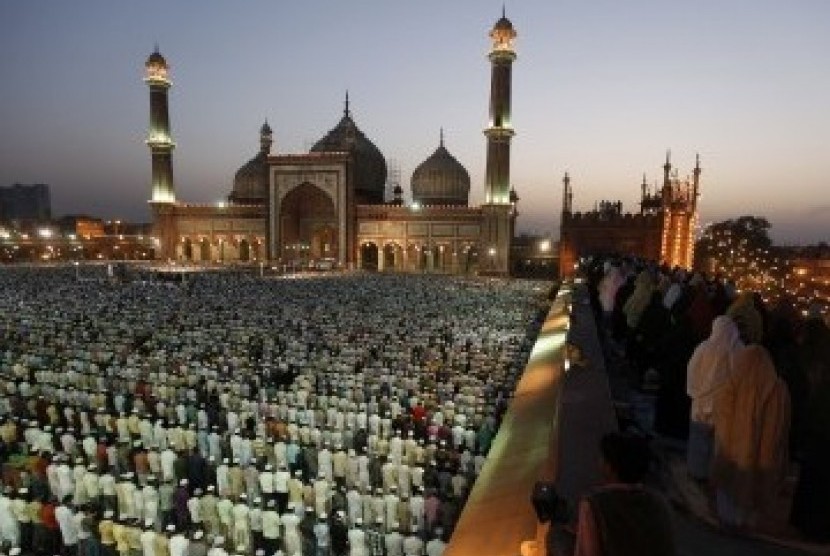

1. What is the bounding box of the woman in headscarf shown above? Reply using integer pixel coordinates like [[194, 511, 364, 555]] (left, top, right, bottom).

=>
[[726, 291, 763, 345], [710, 344, 790, 529], [623, 271, 656, 331], [685, 316, 743, 480]]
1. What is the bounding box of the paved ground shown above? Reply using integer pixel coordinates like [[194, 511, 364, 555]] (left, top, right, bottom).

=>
[[673, 512, 820, 556]]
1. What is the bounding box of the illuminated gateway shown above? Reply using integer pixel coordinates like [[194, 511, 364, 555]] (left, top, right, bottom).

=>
[[558, 152, 701, 277], [146, 13, 519, 274]]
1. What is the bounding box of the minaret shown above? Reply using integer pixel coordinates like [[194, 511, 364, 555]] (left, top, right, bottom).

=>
[[145, 47, 175, 204], [484, 7, 517, 205], [692, 153, 701, 209], [260, 120, 273, 154], [480, 10, 517, 275], [562, 172, 572, 215]]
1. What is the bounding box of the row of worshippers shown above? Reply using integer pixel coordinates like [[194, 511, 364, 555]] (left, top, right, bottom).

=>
[[0, 486, 450, 556], [0, 271, 547, 554], [587, 256, 830, 542]]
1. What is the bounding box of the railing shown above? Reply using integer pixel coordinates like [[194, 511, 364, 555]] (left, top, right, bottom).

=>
[[445, 283, 571, 556]]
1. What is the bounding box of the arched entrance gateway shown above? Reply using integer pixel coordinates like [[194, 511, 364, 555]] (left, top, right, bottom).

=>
[[279, 183, 338, 265], [359, 243, 379, 270]]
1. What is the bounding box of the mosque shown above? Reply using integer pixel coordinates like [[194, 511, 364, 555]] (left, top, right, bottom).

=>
[[146, 12, 519, 275]]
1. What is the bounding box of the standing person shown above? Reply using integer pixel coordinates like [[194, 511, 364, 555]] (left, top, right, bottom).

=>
[[711, 345, 791, 530], [260, 501, 281, 556], [312, 514, 330, 556], [99, 510, 117, 556], [424, 528, 445, 556], [401, 525, 423, 556], [329, 512, 349, 556], [168, 526, 189, 556], [141, 523, 157, 556], [346, 518, 367, 556], [685, 316, 743, 481], [188, 530, 208, 556], [383, 523, 403, 556], [790, 316, 830, 541], [56, 499, 80, 556]]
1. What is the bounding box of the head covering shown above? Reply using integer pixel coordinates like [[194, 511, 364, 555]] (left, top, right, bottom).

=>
[[623, 270, 656, 328], [687, 315, 744, 422], [726, 291, 764, 345]]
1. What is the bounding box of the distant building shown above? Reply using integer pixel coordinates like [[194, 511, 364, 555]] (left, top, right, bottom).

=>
[[510, 234, 557, 279], [558, 152, 701, 276], [57, 215, 106, 238], [0, 183, 51, 222]]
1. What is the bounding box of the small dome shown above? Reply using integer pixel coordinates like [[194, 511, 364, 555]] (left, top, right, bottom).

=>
[[145, 50, 168, 70], [311, 101, 387, 204], [411, 135, 470, 206], [494, 16, 514, 32], [229, 152, 268, 205]]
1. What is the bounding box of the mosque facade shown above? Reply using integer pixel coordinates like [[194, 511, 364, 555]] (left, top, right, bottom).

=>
[[558, 152, 702, 276], [147, 14, 519, 275]]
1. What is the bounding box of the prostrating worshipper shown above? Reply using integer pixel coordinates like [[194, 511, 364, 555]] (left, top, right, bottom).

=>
[[710, 344, 791, 530]]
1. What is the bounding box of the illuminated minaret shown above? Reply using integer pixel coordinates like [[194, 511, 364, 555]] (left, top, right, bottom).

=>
[[480, 9, 517, 275], [484, 7, 517, 205], [145, 47, 176, 204]]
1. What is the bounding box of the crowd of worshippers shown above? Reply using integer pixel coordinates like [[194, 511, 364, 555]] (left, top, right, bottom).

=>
[[0, 269, 549, 556], [584, 257, 830, 542]]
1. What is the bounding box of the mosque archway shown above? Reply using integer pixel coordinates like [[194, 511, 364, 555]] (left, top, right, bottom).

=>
[[462, 245, 479, 273], [360, 243, 379, 271], [279, 182, 338, 264], [239, 239, 250, 262], [183, 238, 193, 261], [382, 243, 399, 271], [199, 238, 211, 262]]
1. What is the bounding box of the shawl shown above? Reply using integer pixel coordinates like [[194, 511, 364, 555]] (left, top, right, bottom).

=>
[[686, 315, 743, 423], [711, 345, 791, 513], [598, 267, 625, 313], [726, 292, 763, 345], [623, 271, 655, 329]]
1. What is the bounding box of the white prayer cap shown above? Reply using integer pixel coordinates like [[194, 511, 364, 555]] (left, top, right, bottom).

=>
[[104, 510, 114, 518], [193, 531, 204, 540], [214, 536, 225, 545], [166, 524, 176, 532]]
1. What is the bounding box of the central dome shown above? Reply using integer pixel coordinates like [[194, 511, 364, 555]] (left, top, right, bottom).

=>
[[310, 98, 387, 204], [411, 132, 470, 206]]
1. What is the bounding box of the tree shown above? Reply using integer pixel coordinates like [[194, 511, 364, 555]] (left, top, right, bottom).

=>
[[695, 215, 787, 299]]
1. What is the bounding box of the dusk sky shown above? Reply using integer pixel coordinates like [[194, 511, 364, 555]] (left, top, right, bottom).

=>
[[1, 1, 828, 244]]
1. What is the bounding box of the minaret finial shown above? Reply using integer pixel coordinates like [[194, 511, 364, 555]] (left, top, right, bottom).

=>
[[154, 42, 159, 53], [695, 152, 700, 169], [344, 90, 350, 117], [502, 4, 506, 18], [666, 149, 671, 165], [439, 127, 444, 148]]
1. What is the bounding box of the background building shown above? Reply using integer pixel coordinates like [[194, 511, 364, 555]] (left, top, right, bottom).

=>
[[0, 183, 51, 222], [558, 152, 701, 276]]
